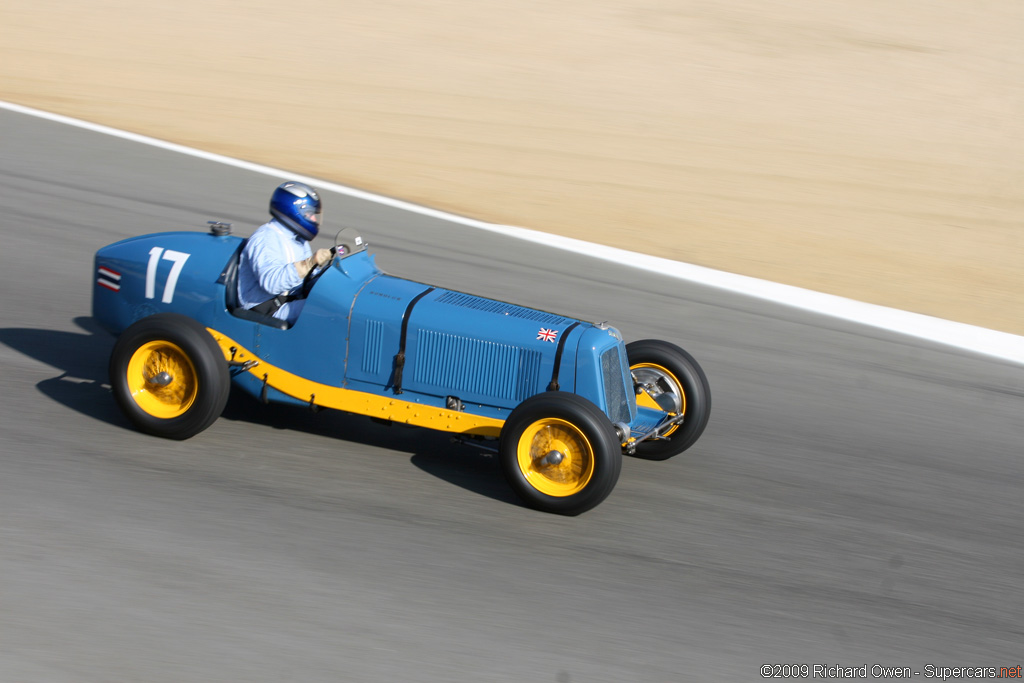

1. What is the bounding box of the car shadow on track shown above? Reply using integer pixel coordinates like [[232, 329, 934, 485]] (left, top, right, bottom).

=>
[[0, 316, 132, 429], [1, 317, 521, 508], [219, 392, 521, 507]]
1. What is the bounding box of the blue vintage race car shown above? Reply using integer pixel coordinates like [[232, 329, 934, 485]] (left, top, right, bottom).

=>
[[92, 222, 710, 514]]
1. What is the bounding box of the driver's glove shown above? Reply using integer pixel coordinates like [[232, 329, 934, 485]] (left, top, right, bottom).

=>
[[294, 248, 334, 277], [313, 248, 333, 266]]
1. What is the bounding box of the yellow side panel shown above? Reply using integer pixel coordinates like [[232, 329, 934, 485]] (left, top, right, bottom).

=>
[[207, 328, 504, 437]]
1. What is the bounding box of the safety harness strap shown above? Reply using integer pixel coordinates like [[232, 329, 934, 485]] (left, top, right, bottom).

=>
[[249, 291, 303, 317]]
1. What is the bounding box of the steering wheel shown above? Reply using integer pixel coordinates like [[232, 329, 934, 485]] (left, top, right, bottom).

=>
[[300, 247, 336, 298]]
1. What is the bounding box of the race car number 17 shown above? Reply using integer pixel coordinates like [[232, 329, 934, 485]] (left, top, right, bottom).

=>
[[145, 247, 191, 304]]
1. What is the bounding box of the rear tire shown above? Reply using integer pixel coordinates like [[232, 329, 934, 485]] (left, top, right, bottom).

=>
[[109, 313, 229, 440], [500, 392, 622, 515], [626, 339, 711, 460]]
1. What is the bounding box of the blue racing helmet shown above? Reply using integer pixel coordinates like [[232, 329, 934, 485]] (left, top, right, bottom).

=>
[[269, 181, 322, 241]]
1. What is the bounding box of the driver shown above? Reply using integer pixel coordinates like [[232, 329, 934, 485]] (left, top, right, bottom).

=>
[[237, 181, 333, 324]]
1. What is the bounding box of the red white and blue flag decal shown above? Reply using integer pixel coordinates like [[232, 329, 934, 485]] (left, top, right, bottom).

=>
[[537, 327, 558, 343], [97, 266, 121, 292]]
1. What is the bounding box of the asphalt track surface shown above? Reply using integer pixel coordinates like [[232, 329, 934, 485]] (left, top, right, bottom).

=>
[[2, 108, 1023, 681]]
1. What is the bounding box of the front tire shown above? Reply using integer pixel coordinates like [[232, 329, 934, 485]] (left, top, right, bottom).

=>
[[500, 392, 622, 515], [109, 313, 230, 440], [627, 339, 711, 460]]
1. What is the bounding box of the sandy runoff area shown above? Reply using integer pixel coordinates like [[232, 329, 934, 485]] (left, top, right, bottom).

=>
[[2, 0, 1022, 334]]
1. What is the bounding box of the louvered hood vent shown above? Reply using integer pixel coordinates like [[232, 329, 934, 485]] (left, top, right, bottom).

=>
[[413, 331, 542, 403], [435, 291, 571, 326]]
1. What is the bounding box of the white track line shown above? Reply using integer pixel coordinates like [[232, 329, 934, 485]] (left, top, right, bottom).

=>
[[4, 99, 1022, 365]]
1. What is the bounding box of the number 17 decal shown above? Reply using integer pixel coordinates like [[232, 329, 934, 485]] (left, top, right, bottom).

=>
[[146, 247, 191, 303]]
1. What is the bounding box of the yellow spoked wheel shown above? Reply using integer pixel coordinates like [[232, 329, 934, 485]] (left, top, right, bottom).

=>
[[500, 392, 622, 515], [126, 340, 198, 419], [626, 340, 711, 461], [631, 361, 685, 438], [516, 418, 595, 497], [110, 313, 230, 440]]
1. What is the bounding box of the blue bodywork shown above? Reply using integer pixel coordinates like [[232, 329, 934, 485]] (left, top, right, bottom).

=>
[[93, 228, 657, 435]]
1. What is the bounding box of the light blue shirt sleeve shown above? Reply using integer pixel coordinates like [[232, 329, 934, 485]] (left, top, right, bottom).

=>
[[237, 220, 313, 323]]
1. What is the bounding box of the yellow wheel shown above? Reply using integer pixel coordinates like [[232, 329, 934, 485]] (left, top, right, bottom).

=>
[[110, 314, 230, 440], [626, 340, 711, 460], [126, 341, 198, 419], [500, 392, 621, 515], [515, 418, 595, 497]]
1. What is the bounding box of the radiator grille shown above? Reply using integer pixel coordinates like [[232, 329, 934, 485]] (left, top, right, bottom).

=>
[[601, 346, 631, 424], [414, 330, 541, 402]]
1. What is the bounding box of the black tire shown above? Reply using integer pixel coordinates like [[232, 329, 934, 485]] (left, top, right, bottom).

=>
[[109, 313, 230, 440], [626, 339, 711, 460], [499, 392, 622, 515]]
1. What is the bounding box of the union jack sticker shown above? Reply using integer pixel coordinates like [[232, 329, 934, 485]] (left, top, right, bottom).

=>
[[537, 327, 558, 343], [97, 266, 121, 292]]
